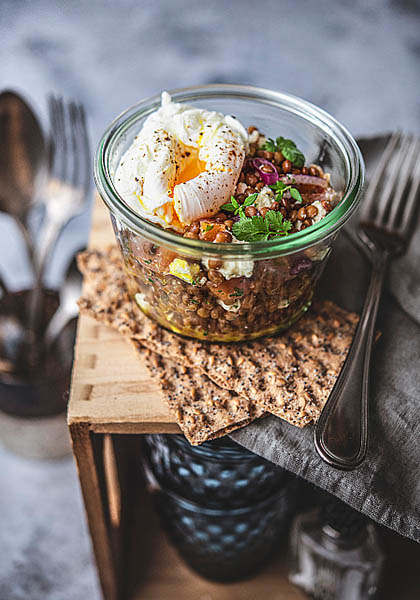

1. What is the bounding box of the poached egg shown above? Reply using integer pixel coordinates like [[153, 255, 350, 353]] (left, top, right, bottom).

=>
[[114, 92, 248, 231]]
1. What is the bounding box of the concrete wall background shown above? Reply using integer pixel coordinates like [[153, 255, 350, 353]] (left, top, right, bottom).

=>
[[0, 1, 419, 598]]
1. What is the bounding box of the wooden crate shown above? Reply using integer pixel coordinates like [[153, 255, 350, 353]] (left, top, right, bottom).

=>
[[68, 197, 420, 600]]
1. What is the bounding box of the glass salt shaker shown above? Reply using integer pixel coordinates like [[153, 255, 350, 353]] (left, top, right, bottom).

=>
[[289, 498, 384, 599]]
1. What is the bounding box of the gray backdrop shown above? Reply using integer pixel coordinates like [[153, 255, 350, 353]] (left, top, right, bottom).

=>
[[1, 1, 419, 598]]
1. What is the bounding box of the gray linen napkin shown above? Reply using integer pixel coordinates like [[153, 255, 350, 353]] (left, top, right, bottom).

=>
[[230, 135, 420, 544]]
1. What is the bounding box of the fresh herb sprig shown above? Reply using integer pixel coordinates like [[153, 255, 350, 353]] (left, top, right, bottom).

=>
[[221, 193, 258, 217], [232, 210, 292, 242], [262, 136, 305, 168], [269, 180, 302, 204]]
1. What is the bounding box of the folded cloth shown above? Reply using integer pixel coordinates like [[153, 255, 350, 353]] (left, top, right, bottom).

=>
[[231, 135, 420, 544]]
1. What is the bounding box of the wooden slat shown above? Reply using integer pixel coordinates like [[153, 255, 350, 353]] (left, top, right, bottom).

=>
[[68, 196, 179, 431], [70, 423, 118, 600]]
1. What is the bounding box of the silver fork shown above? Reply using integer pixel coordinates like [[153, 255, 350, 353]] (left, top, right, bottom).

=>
[[36, 95, 90, 271], [25, 97, 90, 359], [314, 132, 420, 470]]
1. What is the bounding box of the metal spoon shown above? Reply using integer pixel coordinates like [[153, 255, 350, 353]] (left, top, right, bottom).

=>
[[44, 254, 83, 349], [0, 273, 7, 299], [0, 88, 46, 373], [0, 313, 25, 373], [0, 90, 47, 258]]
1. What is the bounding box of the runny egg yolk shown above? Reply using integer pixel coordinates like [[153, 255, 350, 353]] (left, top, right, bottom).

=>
[[171, 146, 206, 194]]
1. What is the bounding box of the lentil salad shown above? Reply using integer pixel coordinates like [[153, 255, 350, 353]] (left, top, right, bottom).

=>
[[115, 126, 340, 341]]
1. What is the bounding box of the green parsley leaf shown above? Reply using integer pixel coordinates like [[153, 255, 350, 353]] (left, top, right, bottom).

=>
[[290, 187, 303, 202], [204, 224, 214, 232], [262, 138, 277, 153], [242, 193, 258, 207], [282, 146, 305, 168], [275, 136, 293, 148], [275, 136, 305, 167], [265, 210, 292, 234], [229, 287, 244, 298], [269, 179, 302, 203], [262, 136, 305, 167], [220, 202, 235, 212], [232, 215, 268, 242], [221, 196, 239, 213], [222, 194, 258, 218], [232, 210, 292, 242], [269, 181, 288, 194]]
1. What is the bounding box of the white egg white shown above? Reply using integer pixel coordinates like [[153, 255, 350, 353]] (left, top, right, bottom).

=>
[[115, 92, 248, 230]]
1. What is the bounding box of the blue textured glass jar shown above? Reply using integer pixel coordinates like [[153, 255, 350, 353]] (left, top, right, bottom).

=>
[[143, 433, 289, 508], [143, 453, 298, 582]]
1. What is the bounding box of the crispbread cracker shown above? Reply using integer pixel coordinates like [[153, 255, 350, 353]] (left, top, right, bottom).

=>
[[78, 248, 358, 429], [134, 342, 265, 445]]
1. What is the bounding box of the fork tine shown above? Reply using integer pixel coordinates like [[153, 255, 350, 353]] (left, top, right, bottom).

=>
[[374, 133, 412, 225], [48, 95, 62, 175], [55, 96, 65, 179], [386, 136, 420, 229], [360, 131, 401, 221], [68, 101, 80, 188], [49, 95, 67, 181], [71, 103, 88, 190], [399, 147, 420, 235], [47, 94, 90, 215], [76, 103, 91, 195]]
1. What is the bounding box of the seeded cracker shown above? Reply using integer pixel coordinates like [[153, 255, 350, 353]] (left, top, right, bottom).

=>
[[78, 248, 358, 432], [137, 342, 265, 445]]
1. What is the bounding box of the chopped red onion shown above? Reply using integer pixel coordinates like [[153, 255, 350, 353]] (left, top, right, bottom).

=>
[[289, 256, 313, 276], [278, 174, 328, 189], [252, 158, 279, 186]]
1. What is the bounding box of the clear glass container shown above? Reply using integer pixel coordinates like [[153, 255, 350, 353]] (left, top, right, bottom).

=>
[[289, 506, 384, 599], [94, 85, 364, 341]]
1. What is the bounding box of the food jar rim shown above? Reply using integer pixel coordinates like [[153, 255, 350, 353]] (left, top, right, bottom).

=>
[[94, 84, 364, 259], [156, 483, 292, 517], [146, 464, 296, 516]]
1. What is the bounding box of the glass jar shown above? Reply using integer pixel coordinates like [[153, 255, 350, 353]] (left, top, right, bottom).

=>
[[143, 455, 298, 582], [143, 433, 289, 508], [289, 503, 384, 599], [94, 85, 364, 342]]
